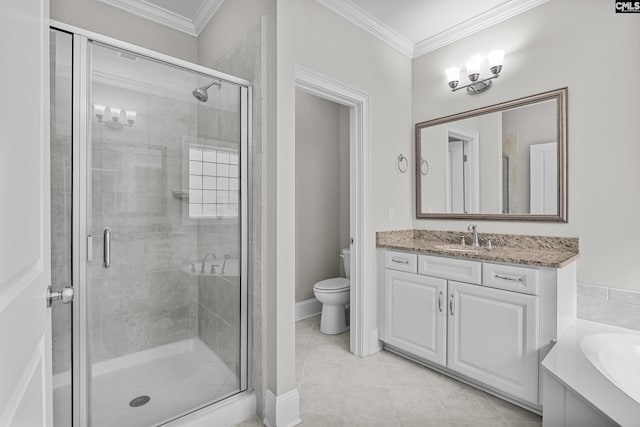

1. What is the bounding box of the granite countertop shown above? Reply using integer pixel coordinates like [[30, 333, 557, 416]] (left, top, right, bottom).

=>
[[376, 230, 579, 268]]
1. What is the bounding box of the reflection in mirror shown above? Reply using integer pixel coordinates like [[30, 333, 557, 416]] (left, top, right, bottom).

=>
[[416, 88, 567, 222]]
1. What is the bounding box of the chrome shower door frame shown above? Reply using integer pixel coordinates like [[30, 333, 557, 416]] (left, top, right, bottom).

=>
[[54, 21, 252, 427]]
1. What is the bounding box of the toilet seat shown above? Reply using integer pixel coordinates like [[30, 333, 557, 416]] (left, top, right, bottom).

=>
[[313, 277, 350, 293]]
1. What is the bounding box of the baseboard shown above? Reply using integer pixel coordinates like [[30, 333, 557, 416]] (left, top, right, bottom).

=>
[[295, 298, 322, 321], [369, 328, 382, 353], [263, 388, 301, 427]]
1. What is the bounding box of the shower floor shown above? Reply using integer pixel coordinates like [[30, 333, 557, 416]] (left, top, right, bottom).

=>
[[53, 338, 239, 427]]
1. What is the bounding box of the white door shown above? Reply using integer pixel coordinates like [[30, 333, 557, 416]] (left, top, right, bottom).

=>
[[384, 270, 447, 365], [0, 0, 52, 426], [447, 281, 539, 405], [448, 140, 466, 213], [530, 142, 557, 215]]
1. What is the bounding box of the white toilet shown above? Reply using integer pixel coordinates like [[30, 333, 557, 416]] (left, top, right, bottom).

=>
[[313, 248, 350, 335]]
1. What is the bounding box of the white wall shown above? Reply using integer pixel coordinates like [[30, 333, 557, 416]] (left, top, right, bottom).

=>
[[50, 0, 198, 62], [295, 89, 349, 302], [412, 0, 640, 291]]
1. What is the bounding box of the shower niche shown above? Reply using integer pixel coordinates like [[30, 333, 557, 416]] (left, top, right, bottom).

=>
[[50, 27, 250, 427]]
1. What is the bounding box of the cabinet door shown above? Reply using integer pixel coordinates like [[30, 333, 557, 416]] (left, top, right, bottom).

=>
[[447, 281, 539, 404], [384, 270, 447, 365]]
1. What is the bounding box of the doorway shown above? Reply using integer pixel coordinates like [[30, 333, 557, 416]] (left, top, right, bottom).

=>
[[445, 126, 479, 214], [294, 89, 350, 320], [294, 65, 375, 357]]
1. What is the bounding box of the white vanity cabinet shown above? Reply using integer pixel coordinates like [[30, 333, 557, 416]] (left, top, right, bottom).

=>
[[447, 280, 538, 404], [379, 249, 577, 412], [384, 269, 447, 365]]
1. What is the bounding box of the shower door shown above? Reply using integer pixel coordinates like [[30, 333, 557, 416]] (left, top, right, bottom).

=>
[[64, 33, 249, 427]]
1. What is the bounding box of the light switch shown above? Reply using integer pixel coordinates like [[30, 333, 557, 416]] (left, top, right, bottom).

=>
[[388, 208, 395, 221]]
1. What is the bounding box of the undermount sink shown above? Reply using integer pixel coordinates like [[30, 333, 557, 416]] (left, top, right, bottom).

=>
[[434, 244, 480, 254]]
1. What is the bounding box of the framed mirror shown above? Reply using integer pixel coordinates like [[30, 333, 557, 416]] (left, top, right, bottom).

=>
[[415, 87, 567, 222]]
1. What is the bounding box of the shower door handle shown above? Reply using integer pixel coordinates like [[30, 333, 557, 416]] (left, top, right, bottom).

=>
[[47, 285, 74, 308], [103, 227, 111, 268]]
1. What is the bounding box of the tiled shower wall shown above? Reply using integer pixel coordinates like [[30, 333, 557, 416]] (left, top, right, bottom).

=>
[[205, 22, 264, 411], [194, 69, 243, 374], [88, 82, 200, 362]]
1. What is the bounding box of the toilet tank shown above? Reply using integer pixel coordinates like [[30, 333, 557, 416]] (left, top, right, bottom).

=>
[[341, 248, 351, 279]]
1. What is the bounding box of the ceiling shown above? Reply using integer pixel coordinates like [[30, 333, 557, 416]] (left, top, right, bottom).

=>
[[99, 0, 548, 57]]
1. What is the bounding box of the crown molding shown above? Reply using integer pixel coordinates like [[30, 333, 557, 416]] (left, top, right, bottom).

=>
[[316, 0, 414, 58], [192, 0, 225, 35], [413, 0, 550, 57], [316, 0, 549, 59], [97, 0, 224, 37]]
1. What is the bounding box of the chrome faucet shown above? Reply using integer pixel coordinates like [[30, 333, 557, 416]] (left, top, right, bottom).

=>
[[468, 224, 480, 247], [201, 253, 217, 273]]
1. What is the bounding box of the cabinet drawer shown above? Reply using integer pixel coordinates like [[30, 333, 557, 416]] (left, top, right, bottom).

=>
[[483, 262, 539, 295], [418, 255, 481, 285], [385, 250, 418, 273]]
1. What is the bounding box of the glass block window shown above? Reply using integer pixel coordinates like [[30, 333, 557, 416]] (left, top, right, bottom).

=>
[[189, 146, 239, 218]]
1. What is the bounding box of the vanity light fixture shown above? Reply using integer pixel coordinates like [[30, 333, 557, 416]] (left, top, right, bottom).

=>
[[445, 50, 504, 95], [109, 107, 122, 123], [94, 104, 137, 127]]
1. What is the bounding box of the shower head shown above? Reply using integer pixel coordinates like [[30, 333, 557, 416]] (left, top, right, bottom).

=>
[[192, 80, 221, 102]]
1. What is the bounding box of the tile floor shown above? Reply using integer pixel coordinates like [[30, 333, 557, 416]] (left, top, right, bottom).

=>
[[236, 315, 542, 426]]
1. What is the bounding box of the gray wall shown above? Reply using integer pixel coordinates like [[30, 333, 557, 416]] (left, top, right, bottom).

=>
[[412, 0, 640, 292], [294, 89, 350, 303], [50, 0, 198, 62]]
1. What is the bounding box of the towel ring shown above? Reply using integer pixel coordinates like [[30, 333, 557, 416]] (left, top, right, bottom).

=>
[[397, 154, 408, 173], [420, 159, 429, 176]]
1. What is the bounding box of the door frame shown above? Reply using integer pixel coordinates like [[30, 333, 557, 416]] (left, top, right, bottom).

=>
[[294, 65, 376, 357]]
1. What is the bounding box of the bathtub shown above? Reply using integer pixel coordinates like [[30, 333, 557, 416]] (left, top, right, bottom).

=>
[[580, 333, 640, 405], [541, 320, 640, 426]]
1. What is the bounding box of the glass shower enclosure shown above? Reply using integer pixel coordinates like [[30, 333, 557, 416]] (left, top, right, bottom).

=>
[[50, 26, 250, 427]]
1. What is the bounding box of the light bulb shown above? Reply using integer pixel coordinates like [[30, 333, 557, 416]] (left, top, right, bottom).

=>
[[487, 50, 504, 67], [94, 104, 106, 120], [445, 67, 460, 84], [465, 56, 483, 77], [125, 110, 137, 125], [109, 107, 122, 122]]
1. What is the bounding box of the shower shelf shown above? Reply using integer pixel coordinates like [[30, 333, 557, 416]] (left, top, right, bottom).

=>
[[171, 189, 189, 199]]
